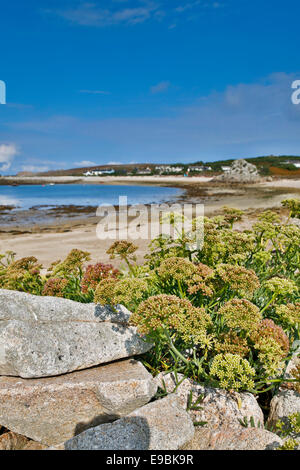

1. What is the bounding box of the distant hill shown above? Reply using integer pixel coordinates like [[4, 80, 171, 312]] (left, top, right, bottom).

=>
[[35, 155, 300, 177], [199, 155, 300, 176], [36, 163, 157, 177]]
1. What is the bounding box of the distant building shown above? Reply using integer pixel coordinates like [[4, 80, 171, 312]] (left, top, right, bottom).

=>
[[221, 166, 231, 172], [84, 168, 115, 176], [155, 165, 184, 174], [136, 167, 152, 175], [285, 160, 300, 168], [188, 166, 204, 172]]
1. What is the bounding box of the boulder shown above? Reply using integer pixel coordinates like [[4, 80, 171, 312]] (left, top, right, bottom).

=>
[[267, 345, 300, 428], [0, 289, 151, 378], [267, 389, 300, 428], [60, 396, 194, 450], [213, 159, 260, 184], [155, 372, 264, 428], [0, 359, 157, 446], [181, 426, 283, 450]]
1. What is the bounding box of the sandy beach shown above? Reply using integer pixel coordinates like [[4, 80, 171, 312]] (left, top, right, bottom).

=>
[[0, 176, 299, 268]]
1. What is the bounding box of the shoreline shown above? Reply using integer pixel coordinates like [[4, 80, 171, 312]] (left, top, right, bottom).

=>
[[0, 176, 299, 268]]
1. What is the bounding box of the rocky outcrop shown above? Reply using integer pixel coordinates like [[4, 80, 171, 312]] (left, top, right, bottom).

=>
[[58, 396, 194, 450], [213, 159, 260, 183], [0, 289, 151, 378], [0, 359, 157, 446], [181, 426, 283, 450], [155, 372, 264, 429]]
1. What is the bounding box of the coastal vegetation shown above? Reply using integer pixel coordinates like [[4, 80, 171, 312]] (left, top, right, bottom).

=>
[[0, 199, 299, 401]]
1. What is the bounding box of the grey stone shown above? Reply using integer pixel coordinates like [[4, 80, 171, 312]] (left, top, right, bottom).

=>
[[268, 389, 300, 428], [0, 289, 151, 378], [155, 372, 264, 428], [0, 359, 157, 446], [267, 345, 300, 428], [62, 396, 194, 450], [181, 426, 283, 450]]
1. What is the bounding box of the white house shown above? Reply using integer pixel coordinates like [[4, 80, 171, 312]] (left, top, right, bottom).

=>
[[155, 165, 184, 174], [285, 160, 300, 168], [83, 168, 115, 176]]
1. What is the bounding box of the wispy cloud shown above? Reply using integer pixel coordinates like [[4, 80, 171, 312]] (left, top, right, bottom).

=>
[[175, 1, 202, 13], [79, 89, 111, 95], [0, 144, 18, 171], [73, 160, 97, 166], [21, 165, 50, 173], [50, 2, 161, 27], [46, 1, 222, 28], [150, 81, 171, 94]]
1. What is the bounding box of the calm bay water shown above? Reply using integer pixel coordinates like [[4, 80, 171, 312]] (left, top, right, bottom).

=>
[[0, 184, 182, 211]]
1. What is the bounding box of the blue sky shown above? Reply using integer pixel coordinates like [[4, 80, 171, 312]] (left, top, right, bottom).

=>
[[1, 0, 300, 174]]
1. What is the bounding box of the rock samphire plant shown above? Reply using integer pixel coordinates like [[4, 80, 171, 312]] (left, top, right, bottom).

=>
[[0, 200, 299, 396]]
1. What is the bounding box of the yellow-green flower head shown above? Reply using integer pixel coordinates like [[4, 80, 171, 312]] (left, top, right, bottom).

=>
[[254, 336, 286, 378], [215, 264, 260, 297], [130, 294, 212, 342], [95, 277, 147, 307], [215, 332, 250, 357], [52, 249, 90, 276], [9, 256, 40, 271], [281, 198, 300, 219], [277, 225, 300, 248], [221, 206, 244, 224], [264, 277, 298, 296], [211, 215, 228, 228], [106, 240, 138, 260], [275, 303, 300, 329], [220, 231, 255, 261], [288, 413, 300, 434], [209, 353, 255, 391], [253, 319, 290, 357], [218, 298, 262, 333], [94, 278, 118, 305], [252, 250, 272, 264], [157, 257, 197, 282], [160, 211, 186, 226], [279, 438, 299, 451], [253, 210, 281, 239], [257, 210, 281, 225], [187, 263, 215, 296], [42, 278, 68, 297]]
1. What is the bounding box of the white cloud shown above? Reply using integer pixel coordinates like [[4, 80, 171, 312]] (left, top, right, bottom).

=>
[[74, 160, 97, 167], [79, 90, 111, 95], [150, 81, 171, 94], [46, 1, 224, 28], [175, 1, 202, 13], [52, 2, 160, 27], [21, 165, 50, 173], [0, 144, 18, 172]]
